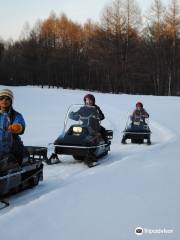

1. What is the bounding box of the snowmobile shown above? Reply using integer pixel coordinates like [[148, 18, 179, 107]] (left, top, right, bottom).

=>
[[47, 104, 113, 167], [121, 115, 151, 145], [0, 135, 46, 209]]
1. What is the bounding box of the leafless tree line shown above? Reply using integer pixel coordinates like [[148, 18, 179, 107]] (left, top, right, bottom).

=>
[[0, 0, 180, 95]]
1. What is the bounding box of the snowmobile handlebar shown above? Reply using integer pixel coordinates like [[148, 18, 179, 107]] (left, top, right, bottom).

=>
[[130, 115, 149, 119]]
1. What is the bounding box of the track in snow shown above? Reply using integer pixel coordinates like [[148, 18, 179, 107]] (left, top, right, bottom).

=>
[[0, 113, 177, 215]]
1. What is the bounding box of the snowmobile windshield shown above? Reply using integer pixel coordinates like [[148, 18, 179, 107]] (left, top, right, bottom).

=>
[[64, 104, 100, 134]]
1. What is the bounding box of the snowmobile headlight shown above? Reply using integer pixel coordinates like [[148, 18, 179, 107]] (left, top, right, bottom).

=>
[[134, 121, 140, 126], [73, 126, 83, 133]]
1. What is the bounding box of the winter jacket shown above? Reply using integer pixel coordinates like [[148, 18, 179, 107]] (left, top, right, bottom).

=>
[[0, 108, 25, 159], [70, 105, 105, 121], [131, 108, 149, 121], [94, 105, 105, 121], [0, 112, 12, 157], [69, 104, 105, 132]]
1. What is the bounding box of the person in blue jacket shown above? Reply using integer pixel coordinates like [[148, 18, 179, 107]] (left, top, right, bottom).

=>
[[0, 89, 26, 164]]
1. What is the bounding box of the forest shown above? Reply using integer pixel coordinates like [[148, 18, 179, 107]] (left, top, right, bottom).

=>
[[0, 0, 180, 95]]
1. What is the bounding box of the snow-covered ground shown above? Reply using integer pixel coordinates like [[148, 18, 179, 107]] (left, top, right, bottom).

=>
[[0, 86, 180, 240]]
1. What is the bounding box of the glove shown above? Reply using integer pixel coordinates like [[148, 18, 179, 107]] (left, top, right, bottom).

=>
[[69, 112, 79, 121], [142, 115, 149, 118], [8, 123, 23, 134]]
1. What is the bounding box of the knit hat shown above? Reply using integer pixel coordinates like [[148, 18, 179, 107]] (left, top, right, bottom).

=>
[[0, 89, 14, 101]]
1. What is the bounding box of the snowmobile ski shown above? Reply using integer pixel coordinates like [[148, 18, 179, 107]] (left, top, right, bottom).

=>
[[0, 199, 9, 210], [47, 153, 61, 165]]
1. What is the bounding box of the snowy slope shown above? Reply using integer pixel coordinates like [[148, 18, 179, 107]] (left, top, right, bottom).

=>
[[0, 86, 180, 240]]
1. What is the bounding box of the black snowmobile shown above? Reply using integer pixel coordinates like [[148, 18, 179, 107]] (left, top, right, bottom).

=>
[[121, 115, 151, 145], [0, 146, 47, 209], [47, 104, 113, 167]]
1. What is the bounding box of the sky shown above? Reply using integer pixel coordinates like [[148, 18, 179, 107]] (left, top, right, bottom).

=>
[[0, 0, 169, 41]]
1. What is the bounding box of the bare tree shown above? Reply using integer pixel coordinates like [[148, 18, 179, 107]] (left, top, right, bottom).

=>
[[165, 0, 180, 95], [144, 0, 166, 94], [19, 22, 31, 40]]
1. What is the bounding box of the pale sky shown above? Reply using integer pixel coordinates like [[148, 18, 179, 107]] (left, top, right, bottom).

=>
[[0, 0, 169, 41]]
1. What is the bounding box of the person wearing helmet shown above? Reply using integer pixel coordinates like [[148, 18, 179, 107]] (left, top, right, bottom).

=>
[[83, 94, 107, 141], [131, 102, 149, 122], [0, 89, 26, 164], [121, 102, 150, 144], [69, 94, 106, 140]]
